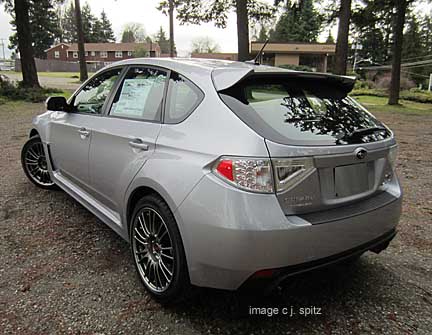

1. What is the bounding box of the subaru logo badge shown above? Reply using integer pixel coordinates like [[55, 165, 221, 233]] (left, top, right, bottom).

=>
[[355, 148, 367, 160]]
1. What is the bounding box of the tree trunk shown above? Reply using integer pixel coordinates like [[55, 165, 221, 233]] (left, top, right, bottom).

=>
[[236, 0, 250, 61], [74, 0, 88, 82], [169, 0, 175, 57], [388, 0, 408, 105], [14, 0, 40, 88], [334, 0, 352, 75]]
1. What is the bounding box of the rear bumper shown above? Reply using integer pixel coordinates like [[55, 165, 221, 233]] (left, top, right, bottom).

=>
[[176, 173, 402, 290], [240, 228, 397, 291]]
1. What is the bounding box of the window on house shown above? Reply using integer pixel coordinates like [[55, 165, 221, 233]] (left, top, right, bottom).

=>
[[85, 51, 89, 57], [127, 51, 132, 56], [54, 51, 60, 59], [100, 51, 108, 58], [91, 51, 96, 57], [73, 52, 78, 58], [115, 51, 123, 58]]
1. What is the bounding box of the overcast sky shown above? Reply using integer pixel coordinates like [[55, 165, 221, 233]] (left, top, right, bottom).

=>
[[0, 0, 431, 59]]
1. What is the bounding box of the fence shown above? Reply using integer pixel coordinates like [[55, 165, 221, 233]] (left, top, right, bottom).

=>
[[15, 58, 107, 73]]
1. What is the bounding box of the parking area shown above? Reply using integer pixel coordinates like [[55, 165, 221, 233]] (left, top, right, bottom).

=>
[[0, 101, 431, 334]]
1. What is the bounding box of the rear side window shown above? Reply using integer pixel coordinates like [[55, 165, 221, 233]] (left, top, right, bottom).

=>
[[164, 72, 203, 124], [109, 66, 168, 122], [220, 77, 390, 146]]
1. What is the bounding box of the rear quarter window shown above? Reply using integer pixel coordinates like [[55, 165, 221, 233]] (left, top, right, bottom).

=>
[[164, 72, 204, 124]]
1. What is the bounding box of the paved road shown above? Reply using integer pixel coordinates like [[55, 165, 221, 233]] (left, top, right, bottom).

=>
[[3, 72, 80, 91], [0, 102, 431, 334]]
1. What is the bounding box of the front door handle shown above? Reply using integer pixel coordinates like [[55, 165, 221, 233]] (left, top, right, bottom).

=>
[[78, 127, 90, 138], [128, 138, 149, 151]]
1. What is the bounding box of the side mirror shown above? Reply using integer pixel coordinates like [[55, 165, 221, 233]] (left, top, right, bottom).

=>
[[46, 96, 69, 112]]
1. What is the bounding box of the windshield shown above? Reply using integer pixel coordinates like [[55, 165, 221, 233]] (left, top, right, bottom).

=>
[[220, 78, 391, 146]]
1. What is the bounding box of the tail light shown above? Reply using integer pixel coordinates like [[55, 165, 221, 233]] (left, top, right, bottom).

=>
[[213, 157, 274, 193], [387, 146, 398, 171], [213, 156, 315, 194]]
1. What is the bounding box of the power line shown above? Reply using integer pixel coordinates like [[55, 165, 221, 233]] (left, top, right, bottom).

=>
[[359, 59, 432, 70]]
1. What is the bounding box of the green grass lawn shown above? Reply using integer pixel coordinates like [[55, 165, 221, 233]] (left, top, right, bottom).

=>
[[0, 71, 94, 79], [354, 95, 432, 114]]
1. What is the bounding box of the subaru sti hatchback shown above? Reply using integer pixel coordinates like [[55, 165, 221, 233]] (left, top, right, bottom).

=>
[[21, 58, 402, 303]]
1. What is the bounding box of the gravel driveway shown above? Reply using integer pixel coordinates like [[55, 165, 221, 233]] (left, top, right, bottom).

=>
[[1, 102, 431, 334]]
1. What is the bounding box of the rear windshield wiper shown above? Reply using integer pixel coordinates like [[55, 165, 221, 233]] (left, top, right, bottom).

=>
[[347, 126, 387, 139]]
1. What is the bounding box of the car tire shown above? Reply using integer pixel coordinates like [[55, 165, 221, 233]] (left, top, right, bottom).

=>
[[130, 194, 191, 304], [21, 135, 57, 190]]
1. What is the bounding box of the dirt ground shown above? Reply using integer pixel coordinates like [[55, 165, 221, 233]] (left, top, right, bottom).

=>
[[0, 102, 431, 334]]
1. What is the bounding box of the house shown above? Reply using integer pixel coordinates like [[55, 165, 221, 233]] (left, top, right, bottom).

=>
[[250, 41, 336, 72], [191, 42, 336, 72], [45, 42, 161, 64], [190, 52, 237, 61]]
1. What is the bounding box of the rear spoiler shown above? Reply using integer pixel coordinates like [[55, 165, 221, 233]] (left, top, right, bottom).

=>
[[212, 67, 356, 94]]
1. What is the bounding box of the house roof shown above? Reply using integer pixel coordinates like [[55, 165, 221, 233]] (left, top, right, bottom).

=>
[[46, 42, 160, 52], [250, 41, 336, 55]]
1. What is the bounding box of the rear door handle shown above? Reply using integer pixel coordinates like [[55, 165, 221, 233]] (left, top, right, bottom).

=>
[[78, 127, 90, 138], [128, 138, 149, 151]]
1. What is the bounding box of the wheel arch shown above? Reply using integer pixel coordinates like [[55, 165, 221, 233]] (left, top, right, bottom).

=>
[[29, 128, 39, 138], [125, 182, 179, 239]]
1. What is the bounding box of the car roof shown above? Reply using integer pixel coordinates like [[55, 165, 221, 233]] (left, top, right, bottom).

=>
[[106, 58, 355, 92]]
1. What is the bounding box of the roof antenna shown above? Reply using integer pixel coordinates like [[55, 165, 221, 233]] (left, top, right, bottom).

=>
[[247, 39, 269, 65]]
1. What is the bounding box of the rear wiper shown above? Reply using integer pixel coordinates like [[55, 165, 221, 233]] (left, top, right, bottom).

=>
[[347, 126, 387, 139]]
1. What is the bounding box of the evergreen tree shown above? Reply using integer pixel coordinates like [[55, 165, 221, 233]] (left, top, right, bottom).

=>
[[8, 0, 61, 59], [61, 2, 77, 43], [154, 26, 170, 53], [325, 30, 335, 44], [271, 0, 322, 42], [420, 13, 432, 54], [80, 2, 96, 42], [402, 14, 428, 84], [1, 0, 39, 87], [99, 10, 115, 42], [256, 24, 268, 42]]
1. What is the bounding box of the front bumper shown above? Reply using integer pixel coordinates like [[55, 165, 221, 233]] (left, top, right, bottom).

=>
[[176, 173, 402, 290]]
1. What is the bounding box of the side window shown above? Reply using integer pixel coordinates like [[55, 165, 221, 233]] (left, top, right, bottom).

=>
[[73, 68, 122, 114], [109, 67, 168, 122], [165, 72, 203, 124]]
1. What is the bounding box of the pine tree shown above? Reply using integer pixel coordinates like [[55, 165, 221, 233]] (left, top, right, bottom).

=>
[[8, 0, 61, 59], [61, 2, 77, 43], [155, 26, 170, 53], [99, 10, 115, 42], [257, 25, 268, 42], [325, 30, 335, 44], [271, 0, 322, 42], [80, 2, 95, 42]]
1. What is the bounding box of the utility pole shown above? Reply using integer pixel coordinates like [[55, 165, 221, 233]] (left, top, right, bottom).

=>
[[0, 38, 6, 60], [168, 0, 174, 57], [429, 73, 432, 92]]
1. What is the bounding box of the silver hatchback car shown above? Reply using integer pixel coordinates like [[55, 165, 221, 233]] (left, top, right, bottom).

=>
[[21, 58, 402, 303]]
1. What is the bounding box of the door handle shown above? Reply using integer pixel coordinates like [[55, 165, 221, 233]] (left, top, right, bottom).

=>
[[128, 138, 149, 151], [78, 127, 90, 138]]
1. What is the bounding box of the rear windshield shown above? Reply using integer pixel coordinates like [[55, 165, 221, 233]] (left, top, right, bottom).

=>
[[219, 77, 391, 146]]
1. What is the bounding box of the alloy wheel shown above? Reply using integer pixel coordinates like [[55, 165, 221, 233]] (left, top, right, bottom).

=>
[[132, 207, 175, 293], [23, 141, 54, 187]]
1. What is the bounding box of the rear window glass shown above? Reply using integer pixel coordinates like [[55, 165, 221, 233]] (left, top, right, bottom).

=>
[[220, 78, 390, 146]]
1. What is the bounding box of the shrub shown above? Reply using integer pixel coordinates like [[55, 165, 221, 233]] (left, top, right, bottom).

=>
[[354, 80, 376, 90], [278, 64, 313, 72], [0, 78, 62, 103], [351, 87, 432, 104], [375, 73, 416, 91]]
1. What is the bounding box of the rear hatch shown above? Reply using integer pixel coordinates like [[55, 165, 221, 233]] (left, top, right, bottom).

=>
[[217, 70, 397, 216]]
